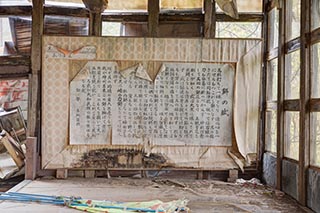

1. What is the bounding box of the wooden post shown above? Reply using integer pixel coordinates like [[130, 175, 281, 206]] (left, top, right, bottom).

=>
[[148, 0, 159, 37], [298, 0, 310, 206], [203, 0, 216, 38], [82, 0, 107, 36], [56, 169, 68, 179], [28, 0, 43, 139], [276, 0, 285, 190], [25, 137, 37, 180], [89, 12, 102, 36]]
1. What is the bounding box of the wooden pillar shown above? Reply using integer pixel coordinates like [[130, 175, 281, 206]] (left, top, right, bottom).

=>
[[203, 0, 216, 38], [82, 0, 107, 36], [259, 0, 269, 177], [89, 12, 102, 36], [276, 0, 285, 190], [28, 0, 43, 140], [25, 137, 37, 180], [298, 0, 310, 206], [148, 0, 159, 37]]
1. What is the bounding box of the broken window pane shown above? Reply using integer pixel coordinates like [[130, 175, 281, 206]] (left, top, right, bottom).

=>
[[284, 111, 299, 161], [216, 22, 262, 38], [311, 112, 320, 167], [311, 0, 320, 30], [265, 111, 277, 153], [267, 58, 278, 101], [311, 43, 320, 98], [0, 0, 31, 6], [216, 0, 262, 13], [285, 50, 300, 100], [268, 8, 279, 50], [102, 22, 122, 36], [0, 17, 31, 55], [44, 16, 89, 36], [0, 79, 28, 120], [286, 0, 300, 41]]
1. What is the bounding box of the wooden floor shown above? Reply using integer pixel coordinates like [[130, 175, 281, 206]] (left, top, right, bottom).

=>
[[0, 177, 310, 212]]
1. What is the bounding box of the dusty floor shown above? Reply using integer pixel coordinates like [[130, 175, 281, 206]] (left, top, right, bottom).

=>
[[0, 177, 310, 212]]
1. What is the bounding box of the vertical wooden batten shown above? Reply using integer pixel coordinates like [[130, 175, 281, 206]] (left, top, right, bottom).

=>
[[276, 0, 285, 190], [204, 0, 216, 38], [148, 0, 159, 37], [298, 0, 310, 206]]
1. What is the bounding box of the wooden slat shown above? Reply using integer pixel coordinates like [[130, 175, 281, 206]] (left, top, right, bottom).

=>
[[103, 13, 148, 22], [298, 0, 310, 206], [204, 0, 216, 38], [148, 0, 160, 37], [216, 13, 263, 22], [310, 28, 320, 45], [310, 99, 320, 111], [0, 6, 32, 16], [0, 136, 24, 169], [44, 5, 89, 18], [283, 99, 300, 111]]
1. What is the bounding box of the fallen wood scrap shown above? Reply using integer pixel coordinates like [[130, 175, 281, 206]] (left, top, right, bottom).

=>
[[0, 131, 25, 169]]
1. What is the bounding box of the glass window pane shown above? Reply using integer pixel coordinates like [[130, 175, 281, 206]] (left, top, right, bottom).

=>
[[267, 58, 278, 101], [265, 111, 277, 153], [0, 18, 13, 56], [102, 22, 122, 36], [311, 0, 320, 30], [311, 43, 320, 98], [268, 9, 279, 50], [45, 0, 85, 7], [216, 0, 262, 13], [44, 16, 89, 36], [161, 0, 203, 10], [0, 0, 31, 6], [0, 17, 32, 55], [285, 50, 300, 99], [284, 112, 299, 160], [216, 22, 261, 38], [311, 112, 320, 167], [286, 0, 300, 41]]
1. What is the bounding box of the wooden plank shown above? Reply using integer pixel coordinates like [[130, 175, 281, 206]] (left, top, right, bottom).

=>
[[298, 0, 310, 206], [148, 0, 160, 37], [283, 100, 300, 111], [204, 0, 216, 38], [25, 137, 37, 180], [276, 0, 285, 191], [84, 170, 95, 178], [216, 13, 263, 22], [103, 14, 148, 22], [0, 6, 32, 16], [0, 136, 24, 169], [44, 5, 89, 18], [28, 0, 43, 138], [56, 169, 68, 179]]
